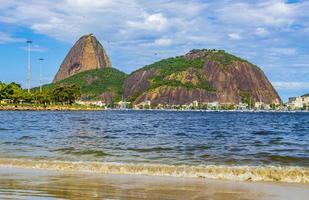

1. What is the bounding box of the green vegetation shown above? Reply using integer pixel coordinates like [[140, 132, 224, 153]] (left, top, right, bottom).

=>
[[0, 82, 80, 105], [0, 82, 29, 103], [302, 93, 309, 97], [240, 91, 255, 108], [37, 68, 127, 102], [129, 49, 262, 102], [189, 49, 261, 70], [52, 84, 81, 104], [141, 56, 204, 73]]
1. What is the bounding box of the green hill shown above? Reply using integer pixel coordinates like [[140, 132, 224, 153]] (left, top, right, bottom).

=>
[[124, 49, 281, 105], [38, 68, 127, 102], [302, 93, 309, 97]]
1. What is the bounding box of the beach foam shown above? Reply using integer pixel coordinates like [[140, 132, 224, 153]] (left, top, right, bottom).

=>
[[0, 158, 308, 183]]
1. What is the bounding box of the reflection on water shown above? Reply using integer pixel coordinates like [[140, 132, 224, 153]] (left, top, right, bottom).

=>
[[3, 167, 309, 200], [0, 111, 308, 166]]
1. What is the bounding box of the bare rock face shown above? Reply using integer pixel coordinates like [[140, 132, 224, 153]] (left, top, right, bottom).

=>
[[124, 49, 281, 105], [53, 34, 111, 82]]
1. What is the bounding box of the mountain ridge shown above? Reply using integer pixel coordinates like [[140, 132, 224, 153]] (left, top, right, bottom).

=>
[[49, 34, 281, 105]]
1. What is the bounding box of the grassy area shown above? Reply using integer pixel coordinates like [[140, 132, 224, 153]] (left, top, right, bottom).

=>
[[132, 49, 260, 95], [34, 68, 127, 101]]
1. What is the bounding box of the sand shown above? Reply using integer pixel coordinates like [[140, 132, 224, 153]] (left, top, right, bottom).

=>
[[0, 167, 308, 200]]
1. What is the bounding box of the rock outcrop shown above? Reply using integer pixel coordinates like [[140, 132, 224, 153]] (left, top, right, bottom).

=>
[[124, 49, 281, 105], [53, 34, 111, 82]]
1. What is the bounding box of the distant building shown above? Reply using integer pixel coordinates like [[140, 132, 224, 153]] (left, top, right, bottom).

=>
[[238, 103, 248, 110], [136, 100, 152, 109], [75, 100, 106, 107], [117, 101, 130, 109], [207, 102, 219, 109], [254, 102, 271, 110], [0, 99, 13, 104], [192, 100, 199, 108], [288, 96, 309, 109]]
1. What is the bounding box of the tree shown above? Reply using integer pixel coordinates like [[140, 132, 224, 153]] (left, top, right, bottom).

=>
[[0, 82, 7, 100], [52, 84, 81, 104], [0, 82, 23, 102]]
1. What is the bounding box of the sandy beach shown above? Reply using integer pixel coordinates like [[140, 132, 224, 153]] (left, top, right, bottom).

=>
[[0, 167, 308, 200]]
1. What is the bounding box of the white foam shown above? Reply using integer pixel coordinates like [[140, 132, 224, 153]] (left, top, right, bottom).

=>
[[0, 158, 308, 183]]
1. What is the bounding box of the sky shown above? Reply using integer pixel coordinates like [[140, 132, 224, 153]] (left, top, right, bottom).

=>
[[0, 0, 308, 102]]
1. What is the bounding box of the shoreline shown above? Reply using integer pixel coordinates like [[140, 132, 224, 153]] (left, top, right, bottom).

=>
[[0, 104, 104, 111], [0, 104, 308, 113], [0, 167, 308, 200], [0, 158, 308, 184]]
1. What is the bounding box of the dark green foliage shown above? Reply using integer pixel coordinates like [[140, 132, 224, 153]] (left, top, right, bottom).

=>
[[141, 56, 211, 91], [0, 81, 81, 105], [129, 49, 261, 102], [240, 91, 255, 108], [302, 93, 309, 97], [52, 84, 81, 104], [39, 68, 127, 101], [0, 82, 26, 103], [141, 56, 204, 73], [127, 91, 141, 102]]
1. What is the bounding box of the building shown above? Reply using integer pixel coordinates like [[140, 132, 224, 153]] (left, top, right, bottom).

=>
[[192, 100, 199, 108], [0, 99, 13, 104], [207, 102, 219, 109], [117, 101, 130, 109], [288, 96, 309, 109], [254, 102, 271, 110], [238, 103, 248, 110], [136, 100, 152, 109], [75, 100, 106, 107]]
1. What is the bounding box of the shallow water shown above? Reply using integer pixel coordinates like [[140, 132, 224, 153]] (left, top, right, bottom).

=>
[[0, 167, 308, 200], [0, 110, 308, 166]]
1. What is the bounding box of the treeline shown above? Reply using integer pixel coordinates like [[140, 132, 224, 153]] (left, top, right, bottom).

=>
[[0, 82, 81, 105]]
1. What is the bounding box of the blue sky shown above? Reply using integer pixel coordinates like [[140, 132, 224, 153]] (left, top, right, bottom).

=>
[[0, 0, 308, 102]]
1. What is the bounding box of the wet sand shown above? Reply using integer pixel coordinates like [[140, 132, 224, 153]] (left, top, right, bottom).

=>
[[0, 167, 308, 200]]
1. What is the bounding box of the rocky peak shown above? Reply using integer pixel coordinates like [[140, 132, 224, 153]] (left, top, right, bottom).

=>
[[53, 34, 111, 82]]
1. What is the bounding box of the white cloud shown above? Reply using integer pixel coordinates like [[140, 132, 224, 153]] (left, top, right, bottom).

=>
[[255, 27, 270, 36], [127, 13, 168, 32], [20, 44, 47, 52], [0, 0, 309, 87], [273, 82, 309, 90], [154, 38, 172, 46], [228, 33, 242, 40], [218, 1, 298, 27], [0, 32, 24, 44], [270, 48, 297, 56]]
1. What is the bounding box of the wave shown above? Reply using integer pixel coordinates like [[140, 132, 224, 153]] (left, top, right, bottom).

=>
[[0, 158, 308, 184]]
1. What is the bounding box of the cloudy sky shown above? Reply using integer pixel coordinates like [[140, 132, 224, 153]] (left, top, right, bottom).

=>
[[0, 0, 308, 101]]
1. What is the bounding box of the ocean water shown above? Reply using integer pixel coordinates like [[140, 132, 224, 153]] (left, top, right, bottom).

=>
[[0, 110, 308, 183]]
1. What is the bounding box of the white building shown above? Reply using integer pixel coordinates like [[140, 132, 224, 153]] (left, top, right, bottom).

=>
[[238, 103, 248, 110], [254, 102, 271, 110], [288, 96, 309, 109], [207, 102, 219, 109], [75, 100, 106, 107], [192, 100, 199, 108], [117, 101, 130, 109]]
